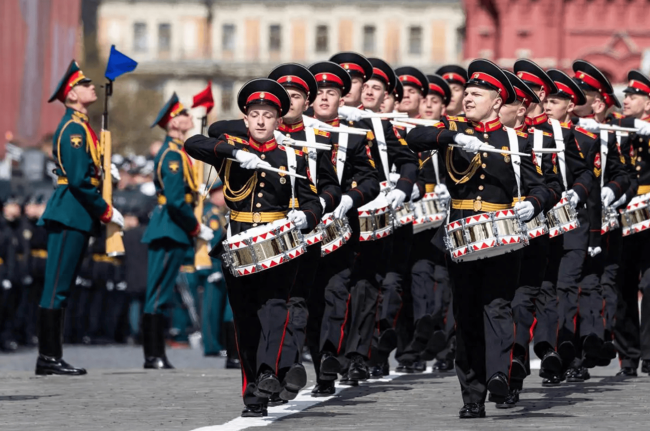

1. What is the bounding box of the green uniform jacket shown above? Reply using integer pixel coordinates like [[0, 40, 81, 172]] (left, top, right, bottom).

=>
[[203, 202, 227, 273], [142, 135, 200, 246], [39, 108, 111, 234]]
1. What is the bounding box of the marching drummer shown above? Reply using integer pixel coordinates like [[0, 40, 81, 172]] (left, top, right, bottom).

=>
[[406, 59, 548, 418], [436, 65, 468, 117], [185, 79, 322, 417]]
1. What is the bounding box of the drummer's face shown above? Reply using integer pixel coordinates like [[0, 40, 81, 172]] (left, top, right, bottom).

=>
[[544, 96, 573, 120], [499, 101, 523, 128], [463, 85, 501, 122], [284, 88, 309, 123], [419, 94, 445, 120], [381, 94, 396, 113], [361, 78, 387, 112], [313, 87, 342, 121], [623, 93, 650, 117], [245, 105, 281, 142], [573, 90, 596, 118]]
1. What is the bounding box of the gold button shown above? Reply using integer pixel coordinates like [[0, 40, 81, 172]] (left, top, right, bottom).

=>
[[473, 200, 482, 211], [256, 203, 262, 208], [480, 174, 485, 179], [261, 172, 266, 177], [252, 223, 258, 227], [482, 152, 488, 158], [476, 196, 482, 201], [258, 192, 263, 198], [481, 163, 487, 169], [639, 147, 643, 152], [260, 182, 265, 187], [637, 165, 642, 171], [260, 154, 266, 160], [483, 133, 489, 139], [478, 185, 484, 191], [639, 157, 643, 162]]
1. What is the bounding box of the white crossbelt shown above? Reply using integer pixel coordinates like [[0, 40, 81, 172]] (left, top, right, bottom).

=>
[[506, 127, 523, 201], [370, 117, 392, 186], [600, 129, 608, 188], [549, 119, 569, 191], [305, 127, 318, 185]]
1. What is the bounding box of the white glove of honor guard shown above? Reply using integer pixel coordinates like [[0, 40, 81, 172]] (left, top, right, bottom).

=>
[[601, 187, 615, 207], [434, 184, 451, 201], [611, 194, 627, 209], [320, 197, 327, 212], [235, 149, 271, 170], [588, 246, 602, 257], [302, 115, 327, 129], [566, 189, 580, 209], [110, 163, 121, 183], [577, 118, 600, 132], [453, 133, 484, 154], [634, 119, 650, 136], [386, 189, 407, 210], [514, 201, 535, 222], [207, 272, 223, 284], [411, 186, 421, 201], [288, 210, 308, 230], [108, 207, 124, 228], [338, 106, 366, 122], [334, 195, 354, 219], [198, 224, 214, 242]]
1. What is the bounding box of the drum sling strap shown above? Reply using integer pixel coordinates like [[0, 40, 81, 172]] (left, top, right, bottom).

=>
[[533, 128, 544, 170], [506, 127, 523, 201], [285, 144, 298, 209], [371, 117, 393, 187], [336, 130, 349, 185], [550, 119, 569, 192], [600, 130, 608, 189], [305, 127, 318, 185]]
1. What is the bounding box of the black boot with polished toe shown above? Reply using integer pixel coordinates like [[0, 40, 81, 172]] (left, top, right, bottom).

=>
[[459, 403, 486, 418], [540, 350, 562, 379], [642, 360, 650, 375], [35, 308, 87, 376], [279, 363, 307, 401], [487, 372, 509, 400], [311, 380, 336, 397], [143, 313, 174, 369], [319, 352, 341, 380], [241, 404, 268, 417], [616, 367, 638, 377], [255, 371, 282, 398], [348, 354, 369, 381]]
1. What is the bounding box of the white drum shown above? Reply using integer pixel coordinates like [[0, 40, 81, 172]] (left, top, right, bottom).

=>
[[526, 212, 548, 239], [392, 202, 414, 227], [413, 192, 448, 234], [358, 194, 393, 241], [546, 195, 580, 238], [601, 206, 620, 235], [621, 193, 650, 237], [321, 213, 353, 256]]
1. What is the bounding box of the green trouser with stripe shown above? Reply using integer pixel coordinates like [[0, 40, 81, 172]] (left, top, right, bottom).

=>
[[145, 239, 189, 314], [40, 223, 89, 310]]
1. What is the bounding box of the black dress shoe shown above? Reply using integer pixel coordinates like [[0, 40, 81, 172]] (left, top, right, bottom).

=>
[[412, 361, 426, 373], [348, 355, 369, 381], [375, 329, 398, 363], [311, 381, 336, 397], [616, 367, 638, 377], [36, 356, 87, 376], [279, 363, 307, 401], [582, 333, 603, 360], [144, 356, 174, 369], [542, 375, 562, 386], [254, 372, 282, 398], [241, 404, 268, 417], [642, 360, 650, 374], [539, 350, 562, 379], [510, 357, 527, 381], [565, 366, 589, 382], [558, 341, 575, 366], [1, 339, 18, 352], [459, 403, 486, 419], [602, 341, 617, 360], [226, 358, 241, 369], [268, 393, 288, 406], [396, 362, 415, 373], [369, 365, 385, 379], [319, 352, 341, 380], [421, 330, 447, 361], [494, 389, 519, 409], [300, 347, 313, 364], [487, 372, 509, 399], [433, 358, 454, 371], [339, 372, 359, 386]]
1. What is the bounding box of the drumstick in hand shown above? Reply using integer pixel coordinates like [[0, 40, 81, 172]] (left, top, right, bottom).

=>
[[449, 144, 531, 157], [227, 158, 308, 179]]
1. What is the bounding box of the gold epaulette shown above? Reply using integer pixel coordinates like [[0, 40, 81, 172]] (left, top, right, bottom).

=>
[[542, 131, 553, 137], [575, 127, 597, 139], [446, 115, 467, 122], [224, 134, 248, 145], [516, 130, 528, 138], [314, 129, 330, 138], [366, 130, 375, 140], [560, 121, 572, 129], [612, 112, 624, 119]]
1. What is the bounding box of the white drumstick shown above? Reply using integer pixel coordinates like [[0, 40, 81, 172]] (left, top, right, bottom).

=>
[[402, 118, 442, 127], [227, 158, 308, 179], [532, 148, 563, 153], [597, 124, 639, 133], [361, 112, 408, 119], [450, 144, 531, 157], [283, 138, 332, 151], [317, 124, 370, 136], [390, 120, 416, 129]]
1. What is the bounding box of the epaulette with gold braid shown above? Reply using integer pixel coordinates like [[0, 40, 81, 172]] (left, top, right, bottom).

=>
[[446, 115, 467, 122], [575, 127, 597, 139], [314, 129, 330, 138], [366, 130, 375, 140], [516, 130, 528, 138], [224, 134, 248, 145], [612, 112, 624, 119]]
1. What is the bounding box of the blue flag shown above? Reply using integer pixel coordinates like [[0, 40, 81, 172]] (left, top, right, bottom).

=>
[[105, 45, 138, 81]]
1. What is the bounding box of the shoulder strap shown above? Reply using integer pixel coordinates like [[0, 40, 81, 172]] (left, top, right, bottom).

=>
[[284, 145, 298, 208], [549, 118, 568, 190], [506, 127, 522, 201], [533, 128, 543, 169], [600, 130, 608, 188], [336, 132, 348, 184], [370, 117, 391, 184], [304, 127, 318, 184]]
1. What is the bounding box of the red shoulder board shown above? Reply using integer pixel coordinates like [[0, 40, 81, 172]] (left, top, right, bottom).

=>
[[516, 130, 528, 138], [446, 115, 467, 122], [575, 127, 597, 139], [314, 129, 330, 138]]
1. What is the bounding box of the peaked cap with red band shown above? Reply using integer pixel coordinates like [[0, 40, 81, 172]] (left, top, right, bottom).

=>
[[329, 52, 374, 83], [435, 65, 468, 86], [572, 60, 618, 107], [268, 63, 318, 104], [547, 69, 587, 106], [308, 61, 351, 97], [395, 66, 429, 97], [393, 79, 404, 103], [466, 59, 516, 104], [151, 92, 188, 129], [237, 78, 291, 116], [368, 57, 397, 94], [624, 70, 650, 96], [503, 70, 540, 108], [513, 58, 558, 97], [425, 74, 452, 106], [48, 60, 92, 103]]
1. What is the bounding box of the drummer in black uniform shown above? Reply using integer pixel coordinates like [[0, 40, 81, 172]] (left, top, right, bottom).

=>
[[436, 65, 468, 117], [407, 59, 548, 418], [185, 79, 322, 417]]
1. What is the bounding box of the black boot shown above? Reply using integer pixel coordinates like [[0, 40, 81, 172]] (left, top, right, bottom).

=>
[[143, 313, 174, 369], [35, 307, 87, 376]]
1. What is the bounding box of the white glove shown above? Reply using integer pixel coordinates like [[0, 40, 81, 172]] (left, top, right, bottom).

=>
[[288, 210, 308, 230], [389, 172, 400, 184], [566, 189, 580, 208], [434, 184, 451, 201], [198, 224, 215, 242], [320, 197, 327, 212], [634, 119, 650, 136], [235, 150, 271, 170], [2, 280, 11, 290], [109, 207, 124, 228], [601, 187, 615, 207], [22, 275, 33, 286], [453, 134, 484, 154], [577, 118, 600, 132], [303, 115, 327, 129], [334, 195, 354, 219], [207, 272, 223, 284], [612, 194, 627, 209], [273, 130, 290, 146], [514, 201, 535, 222], [588, 246, 602, 257], [111, 163, 121, 183], [116, 281, 127, 291], [338, 106, 366, 122], [411, 186, 421, 201], [386, 189, 407, 210]]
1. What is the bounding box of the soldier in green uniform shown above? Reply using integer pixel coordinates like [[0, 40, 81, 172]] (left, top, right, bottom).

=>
[[141, 93, 214, 369], [36, 60, 124, 375]]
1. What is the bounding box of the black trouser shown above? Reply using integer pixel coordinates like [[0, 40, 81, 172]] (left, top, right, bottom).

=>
[[615, 229, 650, 368], [533, 237, 562, 359], [278, 243, 320, 372], [556, 248, 587, 355], [15, 278, 44, 344], [578, 250, 605, 340], [345, 235, 391, 359], [450, 250, 522, 405], [379, 225, 414, 331], [601, 230, 622, 341], [512, 235, 550, 363], [225, 258, 299, 407]]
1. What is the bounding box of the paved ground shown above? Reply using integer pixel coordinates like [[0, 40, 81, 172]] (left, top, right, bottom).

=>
[[1, 346, 648, 431]]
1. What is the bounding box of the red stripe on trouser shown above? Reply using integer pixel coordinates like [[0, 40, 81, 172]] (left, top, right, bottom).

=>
[[529, 317, 537, 344], [275, 310, 291, 374], [337, 294, 351, 355], [601, 299, 607, 330], [231, 318, 247, 397]]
